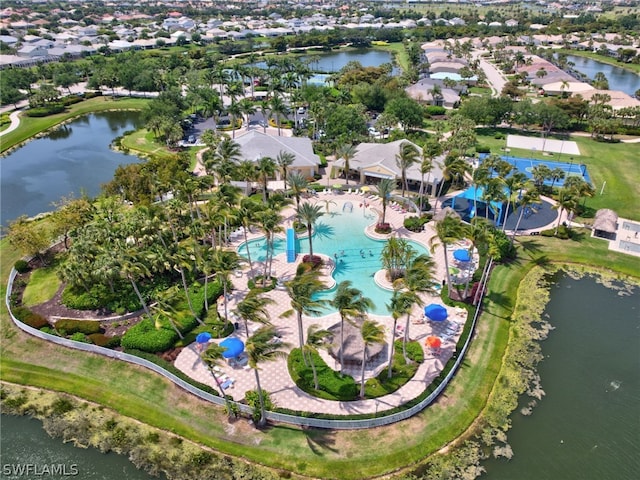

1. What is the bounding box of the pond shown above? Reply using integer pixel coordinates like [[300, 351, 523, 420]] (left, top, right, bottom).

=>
[[0, 111, 143, 227], [251, 48, 396, 75], [483, 274, 640, 479], [0, 415, 158, 480], [561, 54, 640, 96]]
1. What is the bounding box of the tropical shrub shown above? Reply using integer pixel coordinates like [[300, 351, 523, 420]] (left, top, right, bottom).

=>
[[69, 332, 92, 343], [14, 260, 30, 273], [403, 215, 430, 232], [492, 229, 517, 260], [424, 106, 446, 116], [375, 223, 392, 234], [476, 145, 491, 154], [245, 389, 275, 422], [121, 318, 178, 353], [11, 306, 48, 329], [26, 104, 65, 117], [301, 255, 323, 268]]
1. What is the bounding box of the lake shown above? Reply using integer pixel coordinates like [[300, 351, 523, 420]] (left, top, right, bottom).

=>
[[0, 415, 158, 480], [0, 111, 142, 227], [562, 54, 640, 96], [252, 48, 395, 74], [483, 274, 640, 479]]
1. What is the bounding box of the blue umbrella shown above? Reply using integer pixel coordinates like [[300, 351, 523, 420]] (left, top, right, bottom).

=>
[[453, 249, 471, 262], [196, 332, 212, 344], [219, 337, 245, 358], [424, 304, 448, 322]]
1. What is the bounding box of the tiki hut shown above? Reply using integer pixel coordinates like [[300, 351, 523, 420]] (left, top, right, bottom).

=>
[[592, 209, 618, 240], [327, 317, 385, 366], [433, 207, 461, 222]]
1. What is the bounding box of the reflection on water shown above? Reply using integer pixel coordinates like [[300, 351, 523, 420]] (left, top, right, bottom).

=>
[[1, 111, 142, 227]]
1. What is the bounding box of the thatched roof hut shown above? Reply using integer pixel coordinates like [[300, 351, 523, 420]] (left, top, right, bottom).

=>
[[593, 209, 618, 239], [433, 207, 461, 222], [327, 317, 385, 365]]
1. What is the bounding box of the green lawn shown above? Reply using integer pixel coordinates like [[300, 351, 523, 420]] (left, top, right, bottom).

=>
[[22, 264, 61, 307], [0, 97, 149, 153]]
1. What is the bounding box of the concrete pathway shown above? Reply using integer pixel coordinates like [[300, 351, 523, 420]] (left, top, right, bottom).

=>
[[0, 110, 23, 137], [174, 193, 470, 415]]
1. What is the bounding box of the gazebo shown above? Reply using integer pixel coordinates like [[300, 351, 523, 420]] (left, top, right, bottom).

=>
[[592, 209, 618, 240], [327, 318, 385, 367]]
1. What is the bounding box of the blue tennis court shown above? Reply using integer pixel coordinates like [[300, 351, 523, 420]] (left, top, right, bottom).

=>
[[479, 154, 591, 188]]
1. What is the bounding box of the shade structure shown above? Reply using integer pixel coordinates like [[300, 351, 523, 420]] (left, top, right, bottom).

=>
[[425, 335, 442, 349], [453, 249, 471, 262], [424, 304, 448, 322], [219, 337, 245, 358], [195, 332, 212, 344]]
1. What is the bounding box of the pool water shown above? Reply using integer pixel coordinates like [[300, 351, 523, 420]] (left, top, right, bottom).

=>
[[239, 209, 429, 315]]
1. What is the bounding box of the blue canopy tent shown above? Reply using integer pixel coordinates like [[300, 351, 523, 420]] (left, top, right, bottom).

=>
[[219, 337, 245, 358], [195, 332, 212, 344], [424, 304, 448, 322], [451, 186, 505, 226], [453, 249, 471, 262]]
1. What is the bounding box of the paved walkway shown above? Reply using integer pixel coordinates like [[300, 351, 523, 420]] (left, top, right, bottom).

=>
[[0, 110, 23, 137], [175, 193, 470, 415]]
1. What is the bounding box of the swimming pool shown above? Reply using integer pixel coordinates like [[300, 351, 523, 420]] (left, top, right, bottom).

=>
[[239, 209, 429, 314]]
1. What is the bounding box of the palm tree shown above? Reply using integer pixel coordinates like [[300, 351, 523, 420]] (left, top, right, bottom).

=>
[[330, 281, 374, 373], [386, 289, 411, 378], [501, 172, 527, 232], [420, 139, 442, 209], [171, 245, 205, 325], [119, 248, 152, 318], [201, 344, 234, 417], [296, 202, 324, 258], [553, 187, 578, 235], [234, 292, 274, 337], [256, 156, 276, 203], [152, 286, 187, 339], [337, 144, 358, 185], [256, 208, 283, 282], [430, 211, 466, 299], [376, 177, 396, 226], [395, 141, 420, 197], [211, 248, 241, 323], [287, 172, 308, 208], [246, 325, 290, 427], [275, 150, 296, 193], [511, 187, 540, 242], [226, 101, 242, 139], [359, 320, 385, 398], [303, 324, 331, 390], [239, 98, 256, 131], [396, 254, 437, 361], [282, 270, 327, 353], [381, 236, 415, 282], [269, 94, 289, 136]]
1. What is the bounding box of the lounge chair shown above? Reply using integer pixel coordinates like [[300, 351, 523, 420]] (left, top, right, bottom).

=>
[[221, 378, 235, 390], [347, 188, 352, 194]]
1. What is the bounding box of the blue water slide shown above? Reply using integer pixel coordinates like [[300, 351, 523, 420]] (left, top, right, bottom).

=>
[[286, 228, 297, 263]]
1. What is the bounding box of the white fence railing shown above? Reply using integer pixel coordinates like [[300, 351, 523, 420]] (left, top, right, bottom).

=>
[[6, 268, 483, 429]]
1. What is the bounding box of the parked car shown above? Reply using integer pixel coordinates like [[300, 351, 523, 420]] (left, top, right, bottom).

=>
[[297, 106, 306, 114], [187, 135, 196, 143]]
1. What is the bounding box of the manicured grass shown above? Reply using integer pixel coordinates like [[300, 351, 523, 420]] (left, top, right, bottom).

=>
[[468, 86, 492, 96], [22, 264, 61, 307], [475, 127, 640, 221], [0, 97, 149, 153], [374, 42, 409, 71], [120, 128, 175, 159]]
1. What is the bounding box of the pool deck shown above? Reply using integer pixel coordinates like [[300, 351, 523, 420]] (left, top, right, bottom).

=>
[[174, 192, 471, 415]]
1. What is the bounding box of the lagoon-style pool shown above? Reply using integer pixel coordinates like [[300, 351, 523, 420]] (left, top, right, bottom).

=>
[[239, 207, 429, 315]]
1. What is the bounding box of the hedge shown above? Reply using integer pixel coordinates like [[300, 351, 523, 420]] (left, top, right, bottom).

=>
[[121, 318, 178, 353], [12, 306, 49, 329], [14, 260, 30, 274], [55, 318, 102, 336], [26, 104, 65, 117]]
